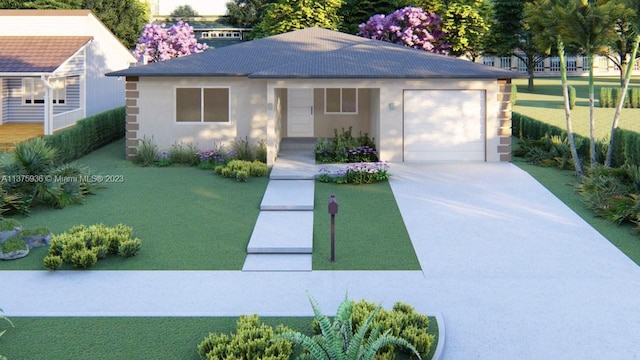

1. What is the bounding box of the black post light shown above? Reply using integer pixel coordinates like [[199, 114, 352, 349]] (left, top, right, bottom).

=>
[[328, 194, 339, 262]]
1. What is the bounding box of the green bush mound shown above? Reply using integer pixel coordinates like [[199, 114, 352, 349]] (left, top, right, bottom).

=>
[[315, 127, 378, 163], [0, 237, 27, 254], [43, 223, 141, 270], [198, 315, 293, 360], [214, 160, 268, 182]]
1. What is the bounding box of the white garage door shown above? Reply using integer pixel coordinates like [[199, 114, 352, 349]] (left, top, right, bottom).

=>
[[403, 90, 486, 162]]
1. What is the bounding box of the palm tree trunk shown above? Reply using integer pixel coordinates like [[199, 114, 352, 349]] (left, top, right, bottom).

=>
[[558, 40, 583, 177], [588, 54, 596, 168], [606, 37, 640, 168]]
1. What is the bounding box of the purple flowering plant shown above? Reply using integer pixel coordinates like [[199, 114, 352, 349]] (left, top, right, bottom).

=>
[[318, 162, 390, 184], [133, 21, 208, 63], [156, 151, 171, 167], [358, 7, 450, 55]]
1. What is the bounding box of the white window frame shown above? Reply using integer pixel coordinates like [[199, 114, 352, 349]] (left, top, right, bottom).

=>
[[324, 88, 358, 115], [499, 56, 511, 70], [581, 55, 590, 71], [22, 78, 66, 105], [534, 60, 545, 73], [174, 87, 230, 123], [566, 56, 577, 72], [549, 57, 561, 72], [517, 58, 527, 73], [483, 57, 494, 67]]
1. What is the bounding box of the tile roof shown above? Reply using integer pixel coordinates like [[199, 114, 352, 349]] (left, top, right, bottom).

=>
[[0, 36, 93, 73], [0, 10, 92, 16], [108, 27, 519, 79]]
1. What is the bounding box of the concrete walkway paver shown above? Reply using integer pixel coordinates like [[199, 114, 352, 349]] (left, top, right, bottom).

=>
[[3, 162, 640, 359]]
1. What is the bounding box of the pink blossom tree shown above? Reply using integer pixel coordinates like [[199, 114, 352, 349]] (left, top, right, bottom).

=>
[[358, 7, 450, 55], [133, 21, 208, 63]]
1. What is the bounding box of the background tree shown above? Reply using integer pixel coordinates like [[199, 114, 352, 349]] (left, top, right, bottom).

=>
[[440, 0, 491, 60], [133, 21, 208, 63], [84, 0, 150, 49], [358, 6, 450, 54], [558, 0, 629, 168], [170, 4, 199, 18], [226, 0, 274, 28], [251, 0, 343, 38], [602, 1, 639, 86], [606, 0, 640, 167], [526, 0, 584, 177], [338, 0, 401, 34], [484, 0, 544, 90], [0, 0, 81, 8]]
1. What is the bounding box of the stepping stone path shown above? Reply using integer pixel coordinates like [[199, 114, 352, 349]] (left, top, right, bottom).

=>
[[242, 138, 317, 271]]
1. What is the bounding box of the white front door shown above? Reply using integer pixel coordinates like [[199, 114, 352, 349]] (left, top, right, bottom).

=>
[[287, 89, 314, 137]]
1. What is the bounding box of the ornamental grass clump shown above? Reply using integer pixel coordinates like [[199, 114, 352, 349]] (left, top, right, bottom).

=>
[[214, 160, 268, 182], [319, 162, 390, 184], [44, 223, 141, 270]]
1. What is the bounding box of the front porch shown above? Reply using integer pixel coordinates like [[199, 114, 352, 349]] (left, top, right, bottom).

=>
[[0, 123, 43, 151]]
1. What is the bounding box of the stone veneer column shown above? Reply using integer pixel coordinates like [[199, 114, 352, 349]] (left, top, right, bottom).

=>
[[496, 79, 512, 162], [125, 76, 139, 160]]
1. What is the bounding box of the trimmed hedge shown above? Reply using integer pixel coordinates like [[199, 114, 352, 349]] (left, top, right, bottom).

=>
[[512, 112, 640, 167], [45, 107, 125, 164], [599, 87, 640, 108]]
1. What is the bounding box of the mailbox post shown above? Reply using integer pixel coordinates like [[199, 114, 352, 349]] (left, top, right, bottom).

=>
[[328, 194, 339, 262]]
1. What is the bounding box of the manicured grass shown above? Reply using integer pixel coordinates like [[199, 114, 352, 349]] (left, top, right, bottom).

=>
[[512, 76, 640, 139], [313, 181, 421, 270], [0, 315, 438, 360], [0, 317, 313, 360], [0, 139, 269, 270]]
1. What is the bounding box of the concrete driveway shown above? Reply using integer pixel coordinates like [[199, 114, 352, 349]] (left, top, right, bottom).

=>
[[388, 162, 640, 359]]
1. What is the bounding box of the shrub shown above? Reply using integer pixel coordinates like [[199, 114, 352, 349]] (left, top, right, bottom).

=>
[[196, 144, 232, 169], [315, 127, 378, 163], [133, 138, 158, 167], [45, 107, 125, 164], [599, 87, 612, 107], [511, 83, 517, 105], [169, 142, 199, 165], [45, 223, 139, 270], [214, 160, 268, 182], [0, 218, 21, 232], [43, 255, 63, 270], [568, 85, 576, 109], [197, 315, 293, 360], [118, 238, 142, 258]]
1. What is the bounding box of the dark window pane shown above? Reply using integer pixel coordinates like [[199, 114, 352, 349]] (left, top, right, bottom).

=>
[[176, 88, 201, 122], [203, 88, 229, 122]]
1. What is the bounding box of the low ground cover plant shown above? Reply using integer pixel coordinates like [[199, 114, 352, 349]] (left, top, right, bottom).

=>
[[316, 127, 378, 163], [43, 223, 141, 270], [318, 162, 390, 184], [0, 138, 100, 215], [133, 137, 268, 181]]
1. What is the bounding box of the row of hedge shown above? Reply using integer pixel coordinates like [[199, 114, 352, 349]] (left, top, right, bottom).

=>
[[599, 87, 640, 108], [512, 112, 640, 168], [45, 107, 125, 164]]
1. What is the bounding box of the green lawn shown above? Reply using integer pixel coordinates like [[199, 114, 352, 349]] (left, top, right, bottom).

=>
[[512, 76, 640, 139], [313, 181, 421, 270], [1, 139, 420, 271]]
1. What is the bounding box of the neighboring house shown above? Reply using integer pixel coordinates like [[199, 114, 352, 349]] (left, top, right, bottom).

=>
[[108, 27, 518, 164], [480, 54, 640, 77], [160, 17, 251, 49], [0, 10, 136, 135]]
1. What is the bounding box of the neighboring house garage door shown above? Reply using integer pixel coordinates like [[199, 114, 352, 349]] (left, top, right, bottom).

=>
[[403, 90, 486, 161]]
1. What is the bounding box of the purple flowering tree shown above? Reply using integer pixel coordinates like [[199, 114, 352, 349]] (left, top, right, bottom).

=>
[[133, 21, 208, 63], [358, 7, 450, 55]]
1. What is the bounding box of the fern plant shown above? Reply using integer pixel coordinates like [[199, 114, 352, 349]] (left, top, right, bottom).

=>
[[277, 294, 421, 360], [0, 308, 13, 360]]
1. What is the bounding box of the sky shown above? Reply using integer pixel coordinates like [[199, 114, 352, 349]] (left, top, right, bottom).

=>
[[157, 0, 229, 15]]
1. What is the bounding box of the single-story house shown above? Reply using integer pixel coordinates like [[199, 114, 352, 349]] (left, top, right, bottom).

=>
[[0, 10, 136, 134], [107, 27, 518, 164]]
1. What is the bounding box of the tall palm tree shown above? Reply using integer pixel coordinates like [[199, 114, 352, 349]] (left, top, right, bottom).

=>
[[605, 0, 640, 167], [525, 0, 584, 177], [558, 0, 629, 168]]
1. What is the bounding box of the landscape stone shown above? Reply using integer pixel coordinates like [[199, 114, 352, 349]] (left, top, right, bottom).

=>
[[0, 247, 29, 260]]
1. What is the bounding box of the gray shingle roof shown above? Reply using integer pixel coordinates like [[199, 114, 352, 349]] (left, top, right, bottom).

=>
[[108, 27, 518, 79]]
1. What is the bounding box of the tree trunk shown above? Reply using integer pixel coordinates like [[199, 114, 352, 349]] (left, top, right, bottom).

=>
[[528, 66, 534, 91], [588, 54, 596, 168], [558, 40, 583, 178], [606, 38, 640, 168]]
